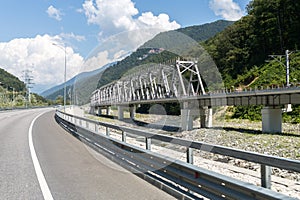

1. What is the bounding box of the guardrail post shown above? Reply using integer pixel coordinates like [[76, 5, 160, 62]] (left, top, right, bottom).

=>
[[187, 147, 194, 164], [94, 124, 98, 133], [146, 137, 151, 150], [106, 127, 110, 136], [122, 131, 126, 142], [261, 165, 271, 189]]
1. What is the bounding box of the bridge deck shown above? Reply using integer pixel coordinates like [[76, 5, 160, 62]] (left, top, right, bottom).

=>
[[91, 87, 300, 108]]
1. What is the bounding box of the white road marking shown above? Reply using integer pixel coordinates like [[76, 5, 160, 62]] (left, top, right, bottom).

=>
[[28, 112, 54, 200]]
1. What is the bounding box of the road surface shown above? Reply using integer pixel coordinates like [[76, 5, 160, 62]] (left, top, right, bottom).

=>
[[0, 108, 174, 199]]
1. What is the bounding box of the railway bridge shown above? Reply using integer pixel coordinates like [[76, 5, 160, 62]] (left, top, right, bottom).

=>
[[90, 60, 300, 133]]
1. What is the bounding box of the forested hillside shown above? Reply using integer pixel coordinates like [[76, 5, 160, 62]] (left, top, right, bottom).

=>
[[202, 0, 300, 122], [97, 20, 233, 89], [0, 67, 48, 107], [204, 0, 300, 87], [0, 68, 26, 91]]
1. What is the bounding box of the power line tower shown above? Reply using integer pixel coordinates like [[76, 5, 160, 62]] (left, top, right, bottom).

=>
[[23, 69, 34, 108]]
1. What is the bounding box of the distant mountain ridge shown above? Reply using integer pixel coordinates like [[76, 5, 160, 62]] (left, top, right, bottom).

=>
[[97, 20, 233, 89], [42, 20, 233, 103], [41, 62, 112, 99], [142, 20, 234, 48], [177, 20, 234, 41]]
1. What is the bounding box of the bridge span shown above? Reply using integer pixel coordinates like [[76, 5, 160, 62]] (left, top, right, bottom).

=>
[[90, 60, 300, 133]]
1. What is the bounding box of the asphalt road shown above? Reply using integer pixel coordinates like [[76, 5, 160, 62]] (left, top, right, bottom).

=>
[[0, 108, 174, 200]]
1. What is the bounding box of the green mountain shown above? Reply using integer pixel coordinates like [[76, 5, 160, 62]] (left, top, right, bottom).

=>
[[97, 20, 233, 89], [178, 20, 235, 42], [42, 20, 232, 105], [93, 0, 300, 123], [143, 20, 234, 48], [0, 68, 26, 91]]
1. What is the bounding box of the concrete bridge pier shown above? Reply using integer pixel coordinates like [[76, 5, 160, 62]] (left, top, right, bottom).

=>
[[200, 106, 213, 128], [89, 106, 95, 115], [261, 107, 282, 133], [207, 107, 213, 128], [106, 107, 111, 115], [98, 107, 103, 116], [181, 101, 198, 131], [129, 105, 136, 119], [117, 105, 136, 120], [181, 102, 213, 131], [118, 106, 125, 120]]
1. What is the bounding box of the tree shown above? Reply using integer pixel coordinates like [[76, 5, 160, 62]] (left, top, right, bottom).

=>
[[204, 0, 300, 87], [55, 95, 64, 105], [247, 0, 300, 54]]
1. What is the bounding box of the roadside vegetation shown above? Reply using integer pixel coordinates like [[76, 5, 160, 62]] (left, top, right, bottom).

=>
[[202, 0, 300, 121], [0, 68, 58, 108]]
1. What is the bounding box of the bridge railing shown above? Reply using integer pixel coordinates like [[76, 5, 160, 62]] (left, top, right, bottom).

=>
[[55, 109, 299, 199], [91, 83, 300, 107], [208, 85, 300, 95]]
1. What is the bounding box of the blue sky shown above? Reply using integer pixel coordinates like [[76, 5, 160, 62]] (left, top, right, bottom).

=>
[[0, 0, 250, 93]]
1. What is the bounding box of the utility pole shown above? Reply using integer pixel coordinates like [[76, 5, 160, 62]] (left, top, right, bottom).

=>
[[268, 50, 293, 87], [52, 43, 67, 112], [286, 50, 291, 87], [23, 69, 34, 108]]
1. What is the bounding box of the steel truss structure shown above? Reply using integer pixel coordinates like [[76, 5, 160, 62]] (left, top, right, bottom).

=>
[[91, 60, 206, 107]]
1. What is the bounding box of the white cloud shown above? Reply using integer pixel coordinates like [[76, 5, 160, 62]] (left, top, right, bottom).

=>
[[138, 12, 180, 30], [82, 0, 180, 38], [60, 32, 86, 42], [78, 0, 181, 76], [0, 34, 84, 93], [209, 0, 244, 21], [82, 51, 111, 72], [47, 5, 63, 21], [81, 28, 164, 73]]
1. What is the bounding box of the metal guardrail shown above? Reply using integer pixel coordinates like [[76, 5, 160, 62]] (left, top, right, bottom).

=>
[[55, 110, 299, 200]]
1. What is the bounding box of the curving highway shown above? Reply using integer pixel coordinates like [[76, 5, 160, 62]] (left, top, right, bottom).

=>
[[0, 108, 174, 199]]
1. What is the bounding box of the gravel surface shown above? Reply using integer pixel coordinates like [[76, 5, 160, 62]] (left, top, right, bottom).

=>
[[85, 110, 300, 199]]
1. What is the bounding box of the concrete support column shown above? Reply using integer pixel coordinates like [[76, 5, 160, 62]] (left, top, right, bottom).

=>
[[129, 105, 136, 119], [89, 106, 95, 115], [106, 107, 110, 115], [200, 108, 206, 128], [98, 107, 103, 116], [261, 107, 282, 133], [118, 106, 125, 120], [181, 101, 198, 131], [207, 107, 213, 128], [200, 106, 213, 128]]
